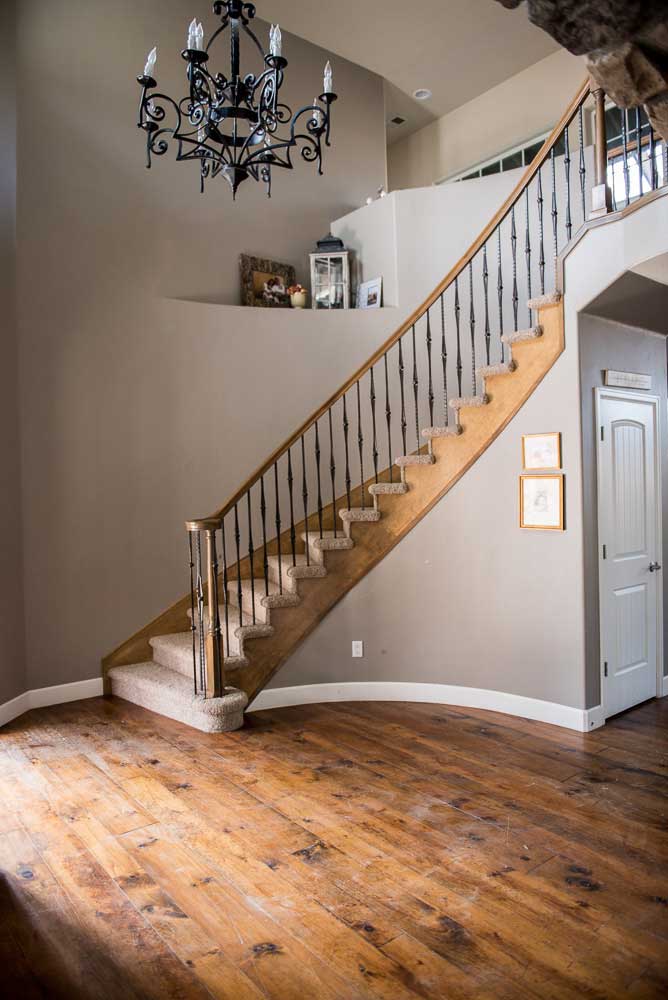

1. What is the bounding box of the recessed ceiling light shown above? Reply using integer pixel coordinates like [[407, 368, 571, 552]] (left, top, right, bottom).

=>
[[413, 88, 432, 101]]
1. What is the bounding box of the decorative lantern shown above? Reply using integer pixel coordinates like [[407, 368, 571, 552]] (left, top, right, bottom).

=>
[[309, 233, 350, 309]]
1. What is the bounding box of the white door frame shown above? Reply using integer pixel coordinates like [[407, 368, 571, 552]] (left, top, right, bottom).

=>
[[594, 387, 664, 718]]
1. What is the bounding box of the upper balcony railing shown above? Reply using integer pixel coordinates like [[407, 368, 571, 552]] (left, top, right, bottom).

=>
[[186, 79, 667, 699]]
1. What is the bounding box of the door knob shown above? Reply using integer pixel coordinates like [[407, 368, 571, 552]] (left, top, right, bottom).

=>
[[649, 561, 662, 572]]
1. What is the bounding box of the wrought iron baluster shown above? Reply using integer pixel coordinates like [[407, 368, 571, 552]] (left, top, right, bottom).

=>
[[454, 277, 462, 395], [233, 503, 243, 628], [564, 125, 572, 242], [496, 226, 504, 362], [245, 490, 255, 625], [273, 461, 282, 595], [524, 187, 532, 326], [425, 311, 434, 427], [327, 408, 337, 536], [356, 380, 365, 507], [510, 207, 518, 332], [221, 519, 230, 662], [398, 340, 407, 454], [537, 166, 545, 295], [343, 393, 352, 509], [384, 353, 393, 480], [649, 120, 656, 190], [411, 325, 420, 446], [370, 368, 379, 484], [260, 475, 269, 598], [195, 533, 205, 692], [300, 434, 309, 564], [635, 105, 642, 195], [440, 294, 448, 425], [315, 420, 323, 538], [287, 448, 296, 567], [208, 529, 223, 696], [188, 532, 198, 694], [550, 146, 558, 269], [468, 261, 477, 395], [621, 108, 630, 206], [482, 244, 490, 366], [578, 104, 586, 221]]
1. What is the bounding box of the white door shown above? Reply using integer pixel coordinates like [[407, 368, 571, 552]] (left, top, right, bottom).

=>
[[596, 389, 662, 719]]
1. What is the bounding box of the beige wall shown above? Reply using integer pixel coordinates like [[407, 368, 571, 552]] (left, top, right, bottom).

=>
[[270, 196, 668, 713], [388, 49, 586, 191], [12, 0, 387, 694], [0, 0, 26, 705]]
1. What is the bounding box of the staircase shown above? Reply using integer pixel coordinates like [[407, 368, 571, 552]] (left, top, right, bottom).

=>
[[103, 80, 668, 731]]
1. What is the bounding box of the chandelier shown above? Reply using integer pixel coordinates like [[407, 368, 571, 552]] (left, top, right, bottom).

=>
[[136, 1, 337, 199]]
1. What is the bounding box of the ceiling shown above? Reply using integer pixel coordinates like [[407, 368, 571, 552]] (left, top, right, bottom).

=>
[[265, 0, 559, 143]]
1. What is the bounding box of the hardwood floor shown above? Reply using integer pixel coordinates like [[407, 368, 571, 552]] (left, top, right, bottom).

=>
[[1, 695, 667, 999]]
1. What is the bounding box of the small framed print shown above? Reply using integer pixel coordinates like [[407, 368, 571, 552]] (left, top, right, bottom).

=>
[[522, 432, 561, 471], [356, 277, 382, 309], [520, 474, 564, 531]]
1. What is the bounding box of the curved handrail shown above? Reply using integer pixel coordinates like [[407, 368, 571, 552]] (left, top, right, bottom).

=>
[[200, 77, 591, 524]]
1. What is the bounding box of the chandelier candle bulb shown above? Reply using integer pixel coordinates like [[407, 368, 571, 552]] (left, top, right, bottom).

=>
[[324, 60, 333, 94], [269, 24, 282, 59], [143, 46, 157, 78], [187, 18, 198, 49]]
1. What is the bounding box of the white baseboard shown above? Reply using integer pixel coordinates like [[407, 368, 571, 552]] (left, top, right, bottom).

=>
[[661, 674, 668, 698], [250, 681, 602, 733], [0, 678, 104, 728]]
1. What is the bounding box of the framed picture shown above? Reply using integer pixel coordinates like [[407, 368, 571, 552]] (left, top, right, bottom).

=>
[[520, 474, 564, 531], [356, 277, 382, 309], [239, 254, 295, 308], [522, 432, 561, 470]]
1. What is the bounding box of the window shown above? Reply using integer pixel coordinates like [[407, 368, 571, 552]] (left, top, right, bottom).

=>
[[439, 132, 550, 185], [605, 104, 667, 208]]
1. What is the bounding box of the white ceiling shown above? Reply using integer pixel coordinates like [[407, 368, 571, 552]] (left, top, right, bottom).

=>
[[266, 0, 559, 143]]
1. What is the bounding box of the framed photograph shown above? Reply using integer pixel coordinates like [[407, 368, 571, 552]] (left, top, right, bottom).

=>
[[520, 474, 564, 531], [356, 277, 382, 309], [522, 432, 561, 471], [240, 254, 295, 308]]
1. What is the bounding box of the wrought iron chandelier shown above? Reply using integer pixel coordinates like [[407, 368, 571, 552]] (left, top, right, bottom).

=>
[[136, 1, 337, 199]]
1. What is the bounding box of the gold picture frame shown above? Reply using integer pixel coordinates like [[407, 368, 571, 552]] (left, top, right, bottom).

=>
[[521, 431, 562, 471], [239, 254, 296, 308], [519, 474, 565, 531]]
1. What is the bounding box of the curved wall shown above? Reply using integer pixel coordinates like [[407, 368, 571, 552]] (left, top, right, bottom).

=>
[[262, 194, 668, 728]]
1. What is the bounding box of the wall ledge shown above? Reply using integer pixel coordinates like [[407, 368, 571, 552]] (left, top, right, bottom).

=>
[[250, 681, 605, 733], [0, 677, 103, 729]]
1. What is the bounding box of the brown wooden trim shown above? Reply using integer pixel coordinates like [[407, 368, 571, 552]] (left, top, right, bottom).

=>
[[202, 78, 591, 522]]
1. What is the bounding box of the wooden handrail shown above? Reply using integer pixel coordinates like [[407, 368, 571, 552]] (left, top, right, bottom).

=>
[[199, 77, 591, 523]]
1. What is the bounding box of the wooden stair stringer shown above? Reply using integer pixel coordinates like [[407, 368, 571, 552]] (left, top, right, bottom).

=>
[[102, 302, 563, 703], [234, 300, 564, 702]]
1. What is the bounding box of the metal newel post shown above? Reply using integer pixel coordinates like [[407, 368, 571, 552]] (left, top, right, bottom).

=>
[[186, 518, 224, 698]]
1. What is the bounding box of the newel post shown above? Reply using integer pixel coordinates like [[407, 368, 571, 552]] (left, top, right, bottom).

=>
[[590, 85, 612, 218], [186, 518, 225, 699]]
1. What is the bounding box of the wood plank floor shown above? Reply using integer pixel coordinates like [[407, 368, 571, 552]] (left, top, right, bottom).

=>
[[0, 695, 667, 999]]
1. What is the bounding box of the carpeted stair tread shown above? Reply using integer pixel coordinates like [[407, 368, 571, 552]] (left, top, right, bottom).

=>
[[108, 662, 247, 733], [301, 530, 354, 552], [395, 454, 436, 466], [368, 482, 410, 495], [501, 325, 543, 345], [528, 291, 561, 310], [421, 426, 461, 439], [339, 508, 382, 522], [479, 361, 516, 378], [152, 630, 239, 674], [450, 395, 489, 411], [267, 553, 327, 591]]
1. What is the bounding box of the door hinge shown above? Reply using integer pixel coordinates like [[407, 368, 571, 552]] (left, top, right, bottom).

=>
[[602, 544, 607, 559], [600, 425, 604, 442], [603, 662, 608, 678]]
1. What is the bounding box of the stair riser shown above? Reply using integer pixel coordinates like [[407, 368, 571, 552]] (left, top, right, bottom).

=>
[[110, 674, 246, 733]]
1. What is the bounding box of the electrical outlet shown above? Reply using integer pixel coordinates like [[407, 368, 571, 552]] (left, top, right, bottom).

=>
[[352, 640, 364, 658]]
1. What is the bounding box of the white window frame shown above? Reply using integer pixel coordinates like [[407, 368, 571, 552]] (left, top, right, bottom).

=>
[[436, 130, 552, 186]]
